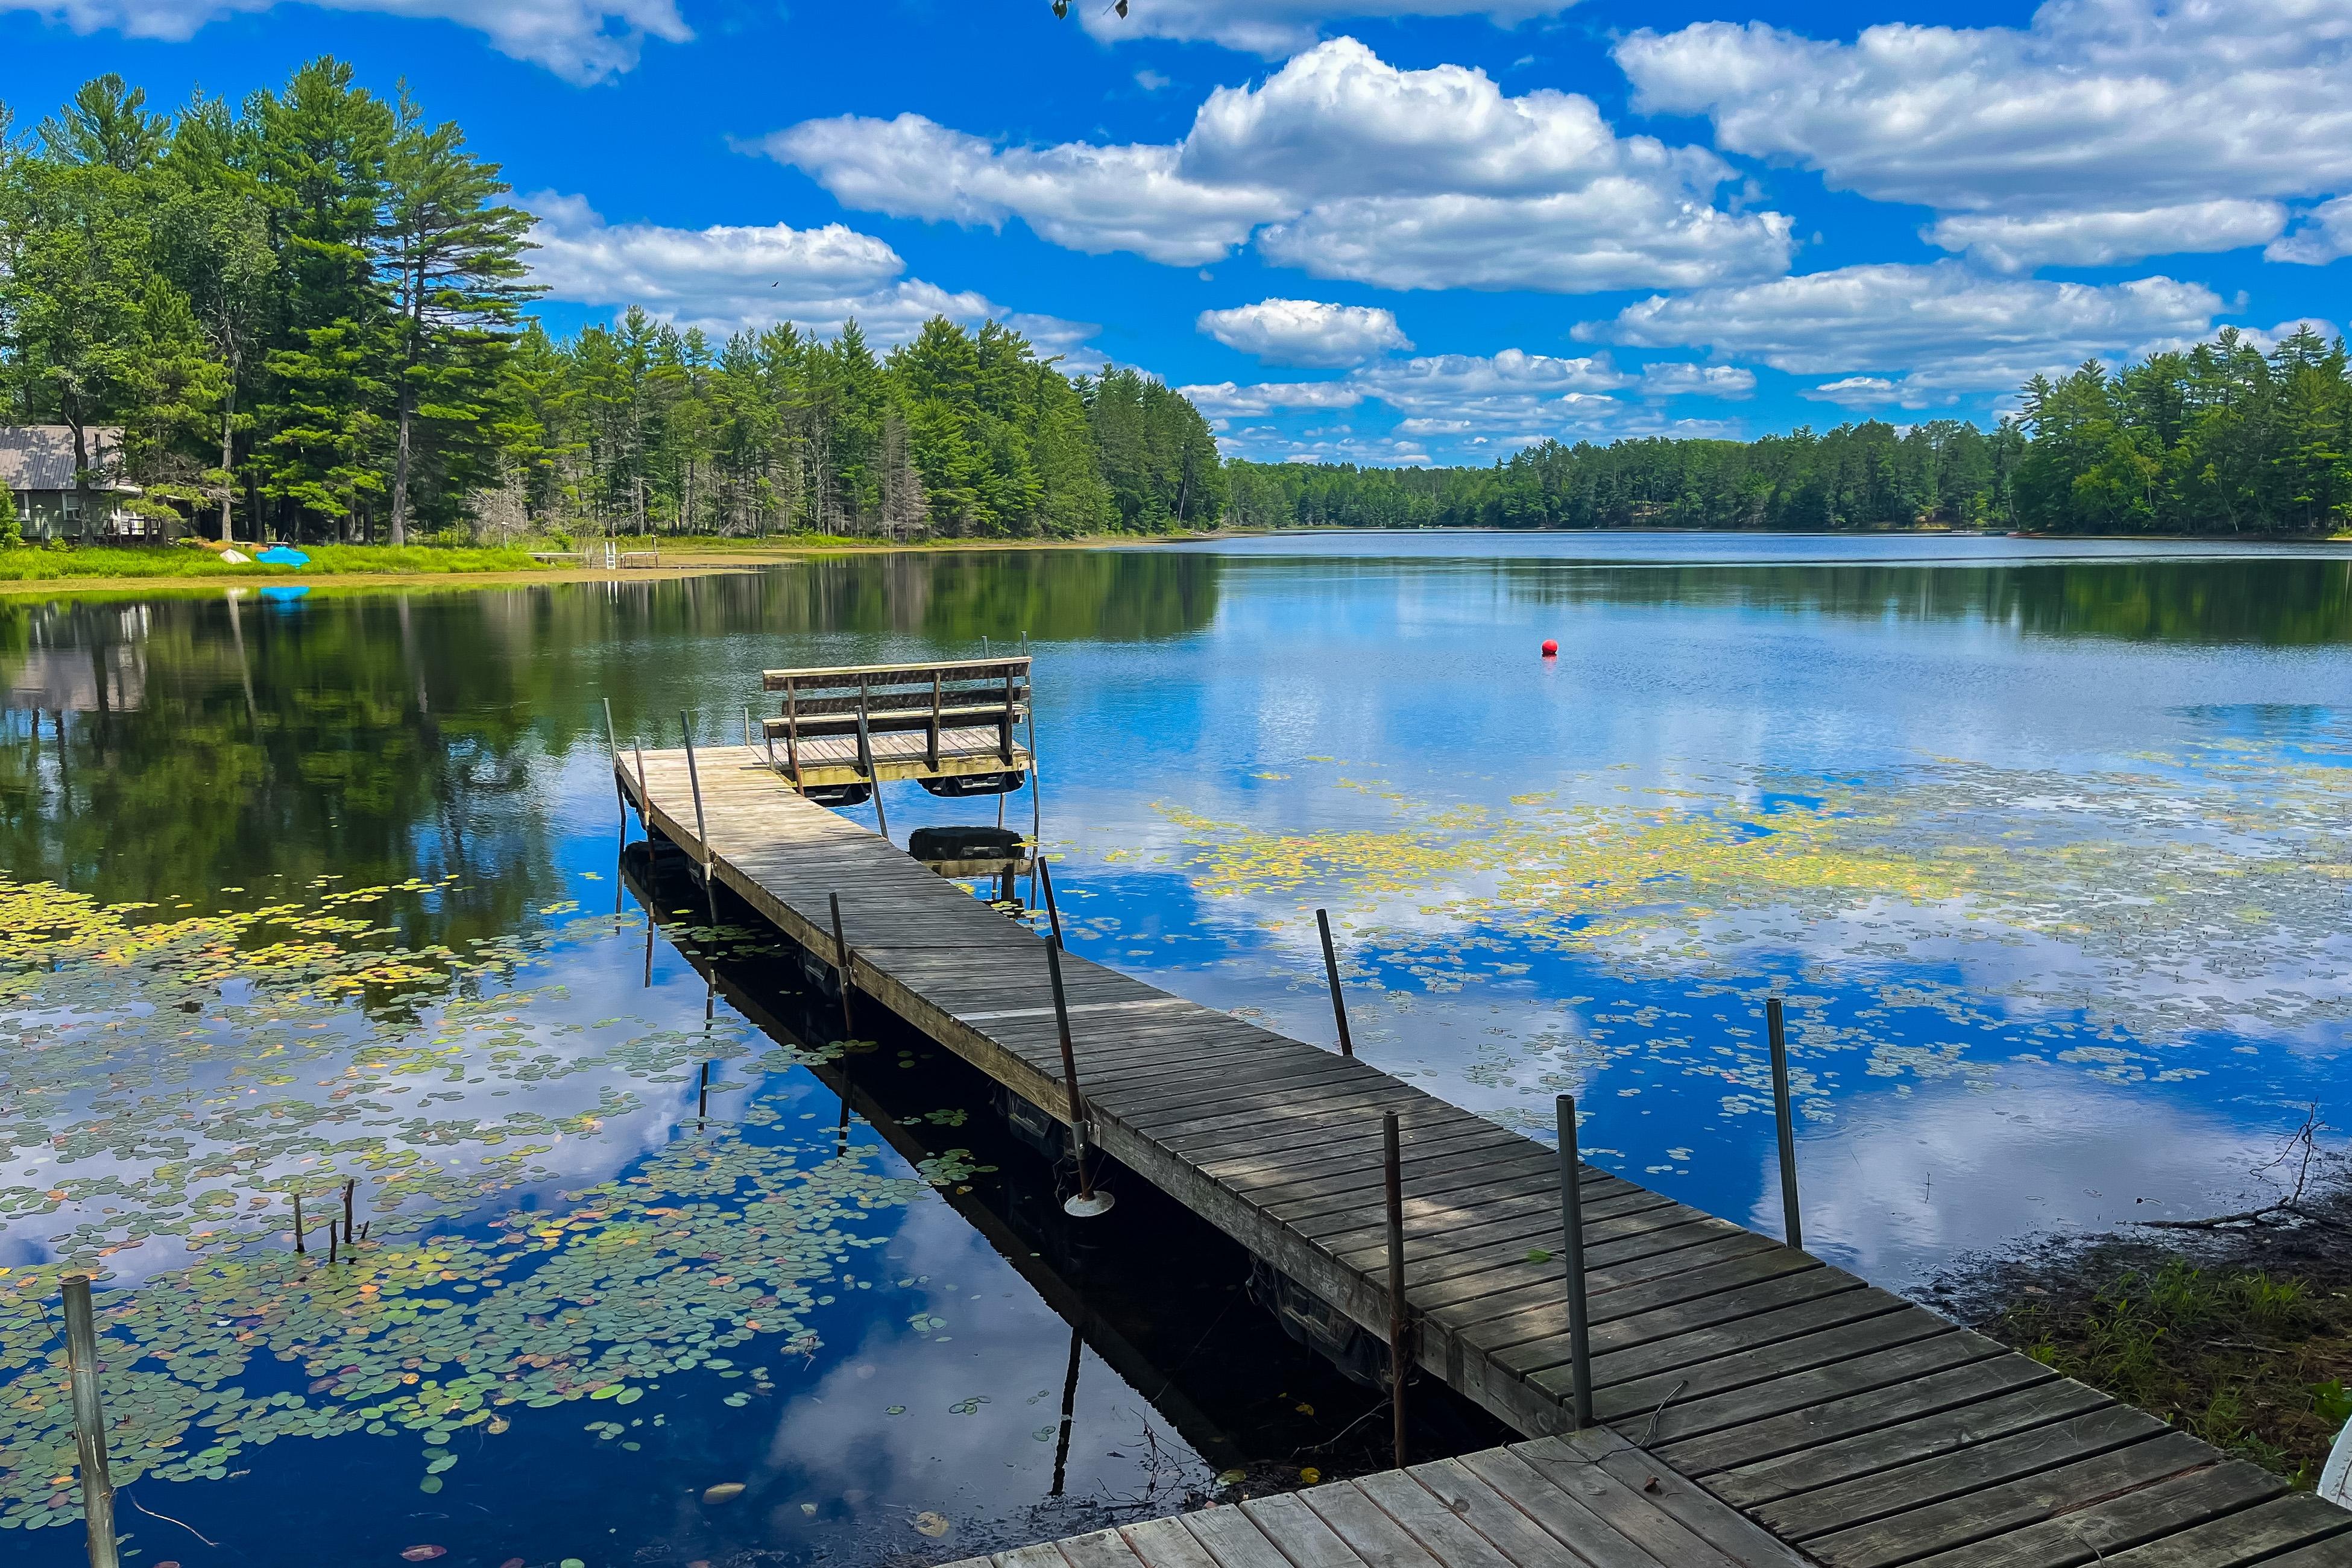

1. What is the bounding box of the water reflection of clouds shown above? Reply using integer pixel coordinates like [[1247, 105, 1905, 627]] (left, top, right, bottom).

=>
[[760, 1201, 1200, 1547], [1786, 1069, 2296, 1288], [0, 912, 757, 1282]]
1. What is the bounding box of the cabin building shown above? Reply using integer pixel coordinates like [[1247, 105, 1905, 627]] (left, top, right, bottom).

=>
[[0, 426, 147, 541]]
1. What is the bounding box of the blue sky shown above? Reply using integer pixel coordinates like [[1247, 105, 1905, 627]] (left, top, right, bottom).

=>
[[6, 0, 2348, 465]]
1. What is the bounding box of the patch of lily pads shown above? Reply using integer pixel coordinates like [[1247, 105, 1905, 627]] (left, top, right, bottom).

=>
[[0, 872, 947, 1530]]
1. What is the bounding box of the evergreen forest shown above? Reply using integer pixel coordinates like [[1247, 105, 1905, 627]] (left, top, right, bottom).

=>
[[0, 65, 1226, 546], [1228, 327, 2352, 536]]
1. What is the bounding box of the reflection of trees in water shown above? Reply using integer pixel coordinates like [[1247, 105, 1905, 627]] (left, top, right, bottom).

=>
[[0, 549, 1222, 919], [775, 547, 1221, 642], [0, 593, 564, 936], [1499, 559, 2352, 644]]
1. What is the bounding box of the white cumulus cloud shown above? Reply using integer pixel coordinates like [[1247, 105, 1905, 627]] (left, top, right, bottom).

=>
[[1616, 0, 2352, 268], [1073, 0, 1566, 57], [1801, 376, 1904, 409], [520, 194, 1095, 353], [1181, 347, 1747, 458], [7, 0, 689, 81], [1197, 298, 1411, 366], [2268, 197, 2352, 264], [1584, 262, 2225, 407], [1926, 201, 2289, 273], [763, 39, 1793, 294], [1178, 380, 1370, 418], [1640, 362, 1757, 398]]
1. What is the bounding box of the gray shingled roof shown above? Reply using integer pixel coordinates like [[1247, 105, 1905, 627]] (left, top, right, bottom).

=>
[[0, 426, 125, 491]]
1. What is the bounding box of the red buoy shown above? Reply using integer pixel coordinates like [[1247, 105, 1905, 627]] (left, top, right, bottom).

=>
[[1540, 639, 1558, 657]]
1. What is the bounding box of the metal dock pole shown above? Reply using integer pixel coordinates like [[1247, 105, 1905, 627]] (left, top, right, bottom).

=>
[[602, 697, 628, 832], [1036, 855, 1067, 950], [1556, 1093, 1594, 1430], [1047, 934, 1114, 1217], [1316, 908, 1355, 1057], [829, 893, 857, 1042], [1384, 1109, 1409, 1468], [680, 712, 717, 927], [1767, 996, 1803, 1251]]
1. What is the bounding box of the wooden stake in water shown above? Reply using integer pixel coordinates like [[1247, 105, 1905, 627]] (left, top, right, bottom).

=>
[[1556, 1093, 1594, 1430], [291, 1191, 305, 1255], [61, 1275, 119, 1568], [1384, 1109, 1409, 1469], [342, 1178, 355, 1245], [1767, 997, 1803, 1252], [1316, 908, 1354, 1058], [829, 892, 856, 1041], [1047, 935, 1112, 1217]]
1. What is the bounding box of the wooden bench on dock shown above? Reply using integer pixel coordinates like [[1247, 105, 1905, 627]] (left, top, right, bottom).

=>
[[760, 656, 1033, 793]]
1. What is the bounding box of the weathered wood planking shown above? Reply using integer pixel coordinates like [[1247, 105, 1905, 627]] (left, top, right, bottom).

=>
[[931, 1437, 1808, 1568], [617, 749, 2352, 1568]]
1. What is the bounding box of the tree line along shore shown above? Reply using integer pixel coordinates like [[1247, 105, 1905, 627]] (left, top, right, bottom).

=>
[[3, 65, 2350, 564]]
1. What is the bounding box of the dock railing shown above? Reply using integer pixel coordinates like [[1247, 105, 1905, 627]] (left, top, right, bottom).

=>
[[759, 656, 1033, 792]]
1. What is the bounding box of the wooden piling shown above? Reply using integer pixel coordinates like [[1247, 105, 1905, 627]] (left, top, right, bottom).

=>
[[342, 1178, 355, 1245], [1556, 1094, 1594, 1430], [60, 1275, 118, 1568], [291, 1191, 304, 1254], [1316, 908, 1354, 1058], [1384, 1109, 1408, 1469], [1767, 996, 1803, 1252]]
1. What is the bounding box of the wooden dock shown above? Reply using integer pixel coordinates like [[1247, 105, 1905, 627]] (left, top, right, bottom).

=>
[[618, 744, 2352, 1568]]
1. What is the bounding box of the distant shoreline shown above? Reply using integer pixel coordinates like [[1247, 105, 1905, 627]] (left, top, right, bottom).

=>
[[5, 522, 2345, 599]]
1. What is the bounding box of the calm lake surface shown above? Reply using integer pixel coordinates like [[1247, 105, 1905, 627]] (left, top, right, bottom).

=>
[[2, 531, 2348, 1566]]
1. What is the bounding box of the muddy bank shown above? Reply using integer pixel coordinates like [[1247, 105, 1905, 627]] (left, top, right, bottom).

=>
[[1929, 1152, 2352, 1487]]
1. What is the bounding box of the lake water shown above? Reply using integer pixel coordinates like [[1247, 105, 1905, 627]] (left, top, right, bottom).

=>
[[2, 531, 2348, 1566]]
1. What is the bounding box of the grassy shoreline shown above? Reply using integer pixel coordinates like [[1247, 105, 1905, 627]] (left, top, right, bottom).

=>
[[6, 521, 2345, 598], [0, 532, 1231, 597], [1936, 1163, 2352, 1487]]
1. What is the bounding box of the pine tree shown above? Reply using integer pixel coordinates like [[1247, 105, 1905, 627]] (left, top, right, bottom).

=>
[[380, 90, 538, 544], [251, 58, 396, 540]]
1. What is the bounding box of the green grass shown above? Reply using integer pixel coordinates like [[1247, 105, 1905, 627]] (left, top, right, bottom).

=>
[[1996, 1258, 2352, 1485], [0, 544, 553, 581]]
